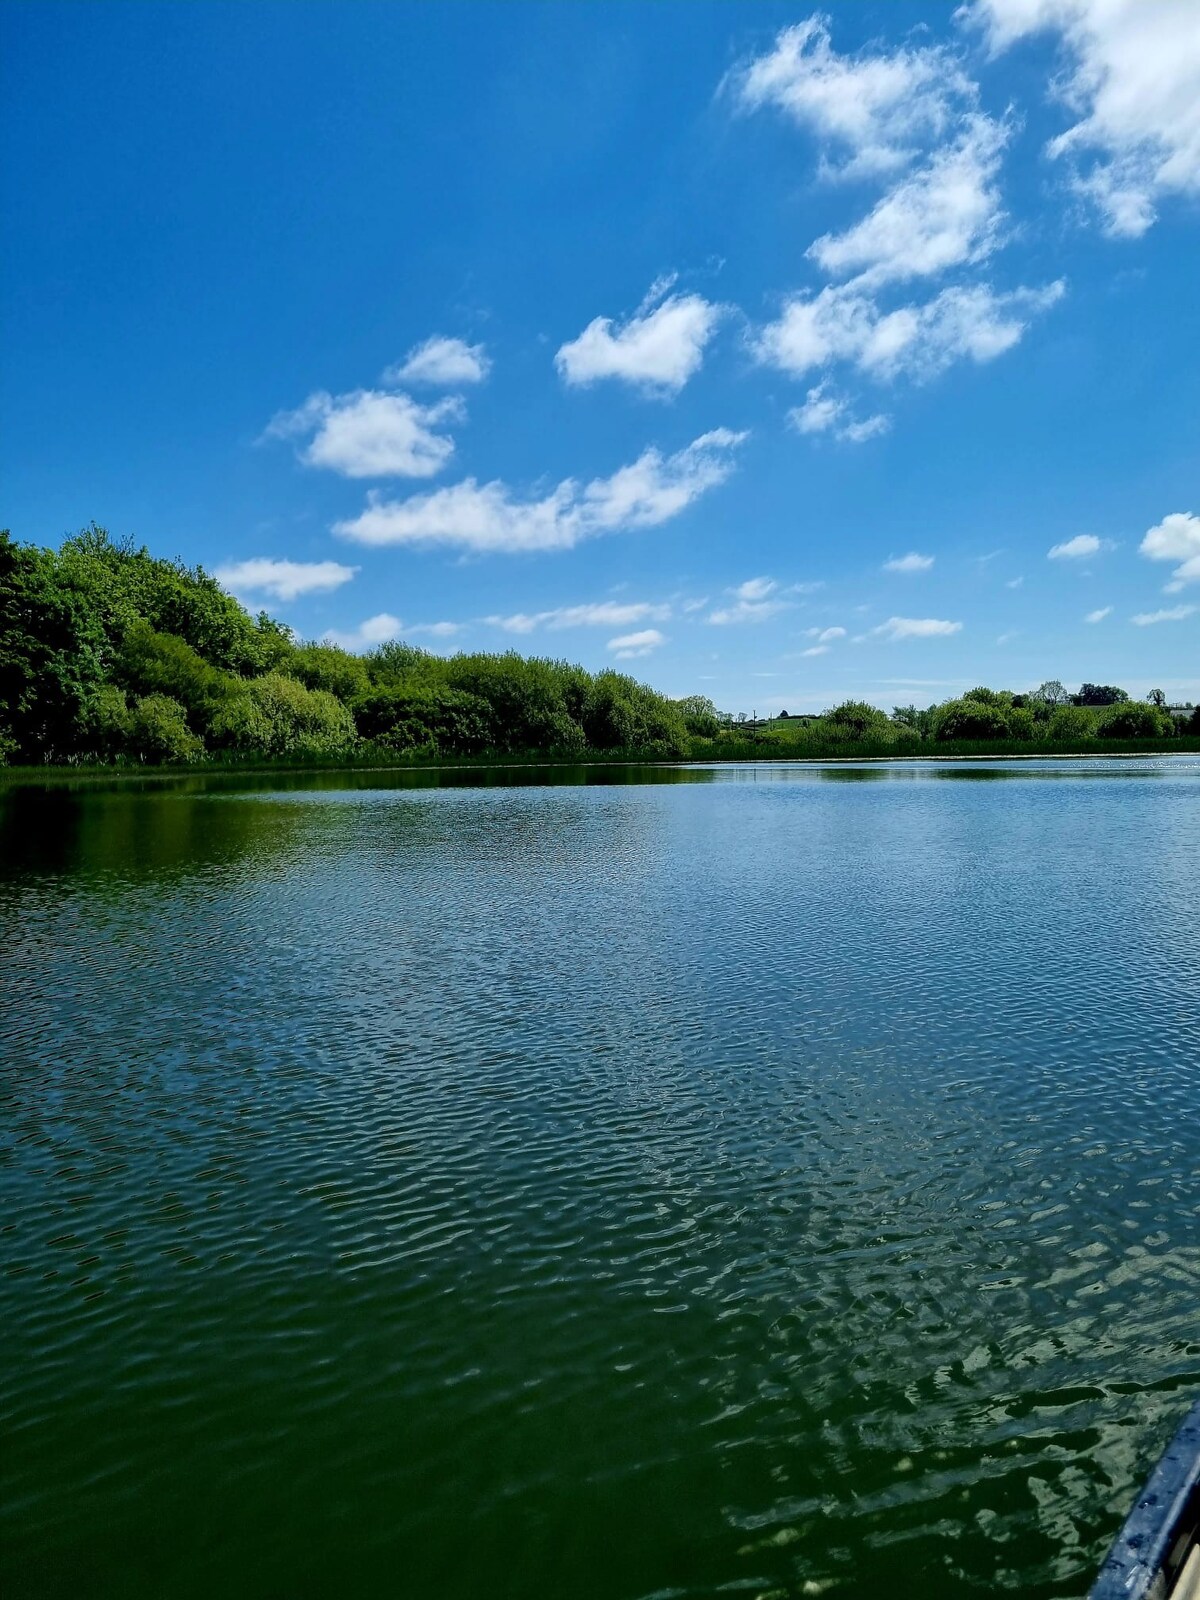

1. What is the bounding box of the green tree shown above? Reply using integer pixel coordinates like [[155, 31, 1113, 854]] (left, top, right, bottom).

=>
[[934, 699, 1011, 740], [210, 673, 356, 756], [352, 686, 495, 755], [1096, 701, 1173, 738], [0, 530, 108, 760], [126, 694, 205, 763]]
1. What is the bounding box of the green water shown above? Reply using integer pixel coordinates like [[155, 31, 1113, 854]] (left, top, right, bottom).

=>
[[2, 760, 1198, 1599]]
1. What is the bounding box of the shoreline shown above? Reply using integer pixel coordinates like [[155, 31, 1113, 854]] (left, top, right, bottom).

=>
[[3, 743, 1199, 788]]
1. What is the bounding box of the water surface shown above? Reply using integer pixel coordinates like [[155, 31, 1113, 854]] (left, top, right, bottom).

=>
[[2, 759, 1198, 1598]]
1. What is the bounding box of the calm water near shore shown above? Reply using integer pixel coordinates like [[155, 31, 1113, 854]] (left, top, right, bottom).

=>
[[2, 758, 1198, 1599]]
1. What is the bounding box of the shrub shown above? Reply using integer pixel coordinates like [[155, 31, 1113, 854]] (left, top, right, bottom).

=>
[[1006, 706, 1036, 741], [826, 700, 892, 740], [352, 686, 495, 755], [210, 673, 356, 756], [127, 694, 205, 763], [1096, 702, 1174, 739], [934, 698, 1011, 740], [289, 642, 372, 702], [115, 619, 236, 732], [1047, 704, 1096, 742]]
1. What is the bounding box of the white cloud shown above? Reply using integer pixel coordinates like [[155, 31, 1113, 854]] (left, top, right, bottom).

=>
[[756, 279, 1064, 384], [707, 576, 795, 625], [487, 600, 672, 634], [608, 628, 665, 659], [1085, 606, 1112, 623], [734, 576, 777, 601], [1131, 604, 1197, 626], [732, 16, 975, 178], [969, 0, 1200, 237], [409, 621, 462, 638], [1140, 511, 1200, 590], [801, 645, 830, 657], [322, 612, 403, 651], [1006, 576, 1024, 588], [1048, 533, 1109, 559], [869, 616, 963, 640], [214, 557, 358, 602], [803, 625, 847, 642], [883, 552, 935, 573], [555, 279, 724, 394], [789, 382, 890, 442], [809, 116, 1009, 285], [333, 429, 746, 554], [385, 336, 490, 386], [263, 389, 461, 478]]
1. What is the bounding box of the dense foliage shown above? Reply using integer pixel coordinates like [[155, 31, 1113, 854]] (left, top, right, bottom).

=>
[[0, 528, 690, 765]]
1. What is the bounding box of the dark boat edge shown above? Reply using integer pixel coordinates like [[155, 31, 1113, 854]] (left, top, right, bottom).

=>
[[1088, 1400, 1200, 1600]]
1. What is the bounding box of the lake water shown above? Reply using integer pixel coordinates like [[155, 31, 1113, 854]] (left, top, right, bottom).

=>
[[2, 759, 1198, 1599]]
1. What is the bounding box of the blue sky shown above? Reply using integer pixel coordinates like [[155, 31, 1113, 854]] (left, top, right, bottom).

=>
[[3, 0, 1198, 711]]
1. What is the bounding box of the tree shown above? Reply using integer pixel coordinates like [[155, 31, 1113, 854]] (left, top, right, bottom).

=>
[[1028, 679, 1070, 710], [826, 700, 890, 739], [934, 698, 1011, 740], [1074, 683, 1128, 706], [0, 530, 109, 761], [1097, 702, 1173, 739], [1147, 688, 1167, 708], [352, 685, 494, 755], [125, 694, 205, 764]]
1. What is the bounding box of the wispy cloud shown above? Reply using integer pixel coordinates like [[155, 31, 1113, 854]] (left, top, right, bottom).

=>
[[756, 280, 1064, 385], [808, 115, 1009, 286], [789, 382, 889, 442], [384, 336, 490, 387], [1085, 606, 1112, 623], [708, 577, 793, 625], [1131, 604, 1197, 626], [322, 612, 403, 651], [214, 557, 358, 602], [1048, 533, 1113, 560], [334, 429, 746, 553], [868, 616, 962, 641], [731, 16, 975, 180], [883, 551, 934, 573], [803, 625, 847, 642], [263, 389, 462, 478], [555, 276, 725, 395], [968, 0, 1200, 238], [486, 600, 672, 634], [607, 628, 665, 659]]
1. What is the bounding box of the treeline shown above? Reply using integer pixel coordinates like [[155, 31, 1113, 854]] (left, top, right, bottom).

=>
[[700, 683, 1199, 758], [3, 528, 1196, 770], [0, 527, 692, 765]]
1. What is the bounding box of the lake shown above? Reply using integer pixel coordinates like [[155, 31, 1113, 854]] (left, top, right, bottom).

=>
[[2, 759, 1198, 1599]]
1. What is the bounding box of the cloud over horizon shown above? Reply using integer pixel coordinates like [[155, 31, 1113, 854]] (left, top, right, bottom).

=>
[[332, 429, 747, 554]]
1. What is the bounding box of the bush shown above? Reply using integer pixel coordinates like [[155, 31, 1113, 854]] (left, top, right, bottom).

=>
[[1006, 706, 1036, 741], [126, 694, 205, 763], [210, 673, 356, 756], [676, 694, 722, 739], [1047, 705, 1096, 742], [1096, 702, 1174, 739], [289, 642, 372, 702], [352, 686, 495, 755], [115, 619, 236, 732], [934, 698, 1011, 740], [826, 700, 892, 739]]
